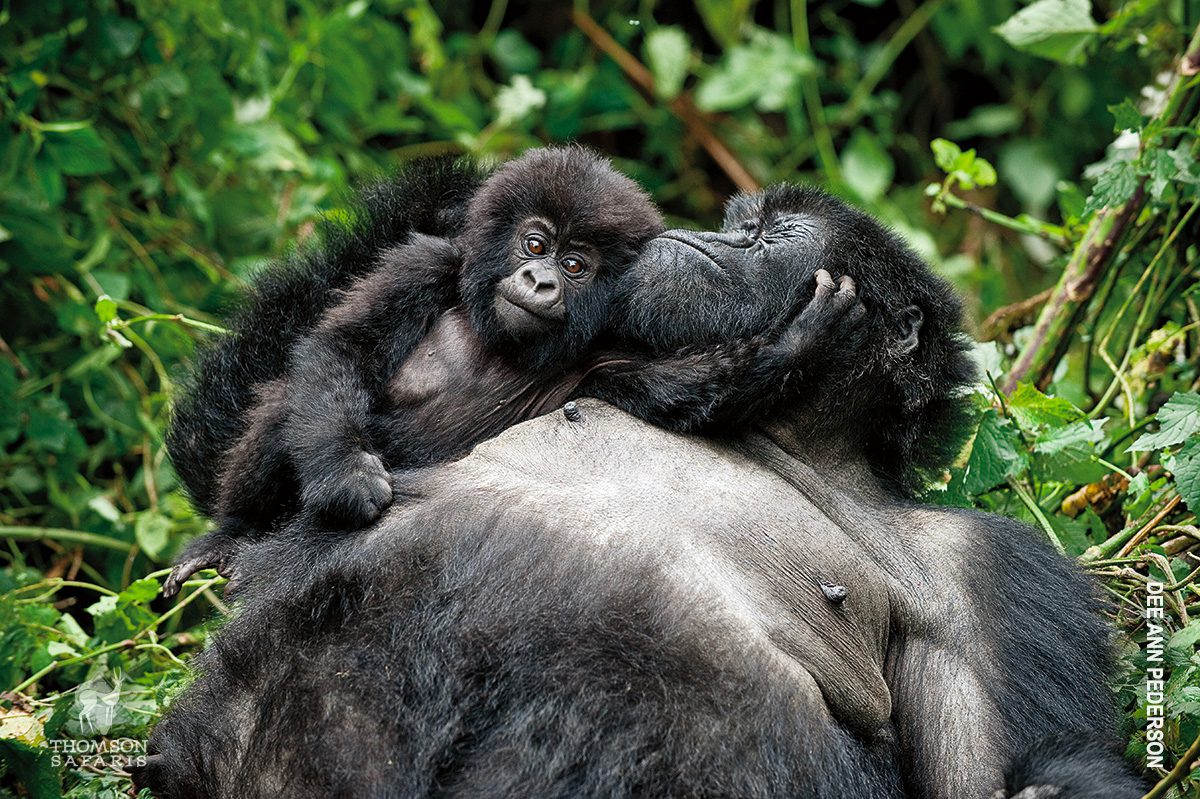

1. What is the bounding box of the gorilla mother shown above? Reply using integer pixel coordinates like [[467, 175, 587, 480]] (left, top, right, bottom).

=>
[[143, 187, 1142, 799]]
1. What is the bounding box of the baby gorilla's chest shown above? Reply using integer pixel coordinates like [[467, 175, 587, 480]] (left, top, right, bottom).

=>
[[380, 309, 581, 462]]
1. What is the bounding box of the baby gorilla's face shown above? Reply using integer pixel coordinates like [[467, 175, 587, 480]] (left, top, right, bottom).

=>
[[491, 216, 601, 340]]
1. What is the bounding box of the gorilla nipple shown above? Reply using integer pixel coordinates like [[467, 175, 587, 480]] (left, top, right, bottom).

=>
[[819, 580, 849, 605], [562, 401, 582, 422]]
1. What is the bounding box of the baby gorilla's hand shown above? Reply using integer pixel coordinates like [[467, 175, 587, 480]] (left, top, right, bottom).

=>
[[777, 269, 867, 365], [306, 450, 394, 528]]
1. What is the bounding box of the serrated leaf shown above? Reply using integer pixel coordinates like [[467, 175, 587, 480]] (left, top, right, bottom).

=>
[[1129, 392, 1200, 451], [1008, 383, 1085, 432], [994, 0, 1098, 65], [1168, 620, 1200, 651], [1082, 160, 1137, 217], [694, 30, 812, 113], [645, 27, 690, 100], [962, 410, 1023, 494], [1109, 99, 1144, 132], [1170, 437, 1200, 513]]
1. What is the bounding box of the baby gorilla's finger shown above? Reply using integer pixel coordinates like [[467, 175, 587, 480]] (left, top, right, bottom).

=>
[[836, 275, 856, 296]]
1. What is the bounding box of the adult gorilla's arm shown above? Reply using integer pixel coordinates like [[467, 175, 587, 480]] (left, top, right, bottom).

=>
[[885, 509, 1143, 799], [582, 269, 865, 430]]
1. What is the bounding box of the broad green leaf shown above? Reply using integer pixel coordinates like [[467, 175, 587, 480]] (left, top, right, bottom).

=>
[[695, 30, 812, 113], [1007, 382, 1084, 432], [962, 410, 1023, 494], [1169, 437, 1200, 513], [490, 29, 539, 75], [645, 27, 690, 100], [1034, 419, 1109, 483], [1168, 620, 1200, 651], [1109, 99, 1144, 132], [999, 141, 1059, 210], [1129, 393, 1200, 451], [931, 138, 962, 173], [841, 130, 894, 202], [994, 0, 1098, 65], [135, 511, 171, 560], [94, 295, 118, 324], [43, 126, 113, 177]]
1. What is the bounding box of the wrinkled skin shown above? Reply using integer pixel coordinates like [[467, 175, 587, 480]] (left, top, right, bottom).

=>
[[142, 401, 1141, 799]]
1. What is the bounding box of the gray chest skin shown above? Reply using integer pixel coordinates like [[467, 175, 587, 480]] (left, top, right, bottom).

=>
[[379, 400, 971, 741], [379, 309, 583, 462]]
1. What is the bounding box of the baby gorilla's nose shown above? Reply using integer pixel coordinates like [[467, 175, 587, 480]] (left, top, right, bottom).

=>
[[518, 263, 559, 294]]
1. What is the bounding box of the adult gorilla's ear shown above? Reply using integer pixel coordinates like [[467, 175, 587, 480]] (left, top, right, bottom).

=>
[[897, 305, 923, 355]]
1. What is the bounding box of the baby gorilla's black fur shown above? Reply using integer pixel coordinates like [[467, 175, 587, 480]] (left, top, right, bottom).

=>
[[165, 147, 664, 593], [166, 157, 486, 517]]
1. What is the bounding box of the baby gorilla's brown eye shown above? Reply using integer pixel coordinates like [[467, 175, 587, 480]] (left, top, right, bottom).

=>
[[524, 235, 546, 256], [560, 256, 586, 276]]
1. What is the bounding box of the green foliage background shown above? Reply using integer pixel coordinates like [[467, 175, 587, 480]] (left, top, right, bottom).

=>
[[2, 0, 1199, 796]]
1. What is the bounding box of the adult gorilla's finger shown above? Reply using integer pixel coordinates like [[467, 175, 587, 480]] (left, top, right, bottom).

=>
[[814, 269, 836, 295]]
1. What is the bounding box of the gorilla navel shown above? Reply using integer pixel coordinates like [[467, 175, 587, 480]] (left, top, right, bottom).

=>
[[819, 580, 849, 605]]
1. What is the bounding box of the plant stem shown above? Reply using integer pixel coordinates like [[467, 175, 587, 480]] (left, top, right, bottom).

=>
[[0, 526, 134, 553]]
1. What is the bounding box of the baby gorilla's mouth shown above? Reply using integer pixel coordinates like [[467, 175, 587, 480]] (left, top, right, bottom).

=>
[[493, 294, 563, 337]]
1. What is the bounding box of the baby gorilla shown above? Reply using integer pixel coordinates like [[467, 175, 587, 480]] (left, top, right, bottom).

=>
[[165, 148, 662, 595]]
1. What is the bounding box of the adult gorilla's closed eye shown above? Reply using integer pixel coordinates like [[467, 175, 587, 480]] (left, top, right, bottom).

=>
[[143, 187, 1143, 799]]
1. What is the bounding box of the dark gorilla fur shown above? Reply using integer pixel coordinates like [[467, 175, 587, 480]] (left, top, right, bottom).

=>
[[616, 184, 976, 495], [143, 182, 1145, 798], [167, 157, 486, 516], [141, 401, 1145, 799]]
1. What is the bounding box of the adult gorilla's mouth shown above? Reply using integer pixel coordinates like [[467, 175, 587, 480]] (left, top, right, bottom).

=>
[[643, 233, 725, 271]]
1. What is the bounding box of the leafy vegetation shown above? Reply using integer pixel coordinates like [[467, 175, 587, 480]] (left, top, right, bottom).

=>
[[1, 0, 1198, 796]]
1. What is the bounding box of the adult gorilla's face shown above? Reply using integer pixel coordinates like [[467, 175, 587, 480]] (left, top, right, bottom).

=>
[[617, 188, 841, 352]]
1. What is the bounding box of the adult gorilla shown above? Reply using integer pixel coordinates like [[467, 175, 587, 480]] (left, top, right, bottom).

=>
[[141, 187, 1142, 799]]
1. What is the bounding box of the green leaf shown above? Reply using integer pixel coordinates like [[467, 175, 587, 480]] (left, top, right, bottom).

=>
[[1168, 620, 1200, 651], [1169, 437, 1200, 513], [1007, 383, 1084, 432], [1109, 99, 1144, 133], [43, 126, 113, 177], [962, 410, 1023, 494], [840, 130, 894, 202], [645, 27, 690, 100], [694, 30, 812, 113], [134, 511, 171, 560], [1128, 393, 1200, 451], [493, 75, 546, 127], [1082, 160, 1137, 217], [94, 295, 118, 324], [931, 138, 962, 173], [1033, 419, 1109, 483], [994, 0, 1098, 65]]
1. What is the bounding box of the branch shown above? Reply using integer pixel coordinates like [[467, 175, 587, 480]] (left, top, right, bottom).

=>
[[572, 9, 760, 193]]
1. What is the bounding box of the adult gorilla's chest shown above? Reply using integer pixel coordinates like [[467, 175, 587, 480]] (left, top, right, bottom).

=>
[[377, 399, 922, 739]]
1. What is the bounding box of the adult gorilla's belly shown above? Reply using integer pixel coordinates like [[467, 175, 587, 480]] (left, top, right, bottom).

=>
[[146, 401, 910, 798], [378, 399, 895, 736]]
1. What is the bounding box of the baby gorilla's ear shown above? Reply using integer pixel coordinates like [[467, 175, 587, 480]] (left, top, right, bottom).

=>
[[897, 306, 923, 355]]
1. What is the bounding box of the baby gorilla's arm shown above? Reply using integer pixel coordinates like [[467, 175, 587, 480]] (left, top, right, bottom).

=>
[[583, 270, 865, 431], [284, 235, 461, 528]]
